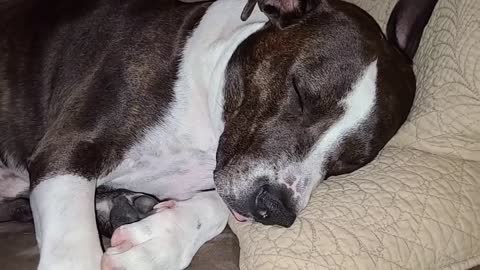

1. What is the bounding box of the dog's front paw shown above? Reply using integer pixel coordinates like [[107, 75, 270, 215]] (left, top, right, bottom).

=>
[[101, 201, 188, 270], [96, 188, 160, 237]]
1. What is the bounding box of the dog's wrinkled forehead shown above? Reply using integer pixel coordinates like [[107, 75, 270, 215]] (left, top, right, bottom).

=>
[[217, 22, 355, 170], [215, 7, 370, 202]]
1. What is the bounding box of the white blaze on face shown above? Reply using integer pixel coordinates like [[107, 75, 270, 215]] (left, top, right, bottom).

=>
[[221, 61, 378, 213], [293, 60, 378, 210]]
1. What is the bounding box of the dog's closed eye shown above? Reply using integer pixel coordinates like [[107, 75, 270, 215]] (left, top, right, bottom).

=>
[[292, 77, 305, 113]]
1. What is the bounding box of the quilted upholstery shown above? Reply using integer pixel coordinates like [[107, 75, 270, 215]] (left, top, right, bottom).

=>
[[229, 0, 480, 269]]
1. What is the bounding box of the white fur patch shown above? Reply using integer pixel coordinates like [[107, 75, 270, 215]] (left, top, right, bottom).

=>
[[100, 0, 268, 200], [30, 175, 102, 270], [298, 60, 378, 209]]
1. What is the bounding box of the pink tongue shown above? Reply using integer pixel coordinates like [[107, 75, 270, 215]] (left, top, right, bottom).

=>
[[232, 211, 248, 222]]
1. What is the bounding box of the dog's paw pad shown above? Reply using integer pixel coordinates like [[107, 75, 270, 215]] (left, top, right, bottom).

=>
[[133, 195, 159, 214]]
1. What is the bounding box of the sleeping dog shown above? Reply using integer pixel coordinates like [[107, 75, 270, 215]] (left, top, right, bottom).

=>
[[0, 0, 437, 269]]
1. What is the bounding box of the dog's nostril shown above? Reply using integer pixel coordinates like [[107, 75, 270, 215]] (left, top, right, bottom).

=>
[[254, 185, 270, 218], [253, 184, 296, 227]]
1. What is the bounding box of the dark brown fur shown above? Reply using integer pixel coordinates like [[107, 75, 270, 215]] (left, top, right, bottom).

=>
[[0, 0, 437, 228], [0, 0, 211, 187]]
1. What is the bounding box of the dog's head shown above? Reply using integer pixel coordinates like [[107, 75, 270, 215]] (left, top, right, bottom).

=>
[[214, 0, 438, 227]]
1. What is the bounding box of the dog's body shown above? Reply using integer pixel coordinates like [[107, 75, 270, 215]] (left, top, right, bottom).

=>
[[0, 0, 437, 269]]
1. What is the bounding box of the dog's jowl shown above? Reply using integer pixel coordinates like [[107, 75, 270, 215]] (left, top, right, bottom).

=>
[[0, 0, 437, 269]]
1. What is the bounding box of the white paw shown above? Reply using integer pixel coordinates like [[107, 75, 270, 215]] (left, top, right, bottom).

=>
[[101, 200, 189, 270]]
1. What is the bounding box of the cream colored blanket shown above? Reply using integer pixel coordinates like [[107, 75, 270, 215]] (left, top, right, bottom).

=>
[[229, 0, 480, 269]]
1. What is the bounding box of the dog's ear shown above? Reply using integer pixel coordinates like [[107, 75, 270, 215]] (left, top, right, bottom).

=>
[[386, 0, 438, 60], [242, 0, 322, 29]]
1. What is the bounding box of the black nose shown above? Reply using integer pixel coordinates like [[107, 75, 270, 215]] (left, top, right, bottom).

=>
[[252, 184, 296, 227]]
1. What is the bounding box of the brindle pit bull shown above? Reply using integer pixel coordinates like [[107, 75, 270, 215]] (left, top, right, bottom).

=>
[[0, 0, 437, 269]]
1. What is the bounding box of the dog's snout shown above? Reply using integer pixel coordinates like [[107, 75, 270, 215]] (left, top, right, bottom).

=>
[[253, 184, 296, 227]]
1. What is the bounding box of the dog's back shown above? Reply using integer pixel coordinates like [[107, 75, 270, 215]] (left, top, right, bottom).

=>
[[0, 0, 210, 172]]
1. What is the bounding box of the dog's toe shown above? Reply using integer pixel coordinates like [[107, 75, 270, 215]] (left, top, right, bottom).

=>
[[96, 189, 160, 237], [134, 195, 160, 214], [110, 193, 159, 231]]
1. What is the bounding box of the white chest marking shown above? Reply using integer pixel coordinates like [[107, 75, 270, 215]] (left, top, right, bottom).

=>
[[100, 0, 269, 199]]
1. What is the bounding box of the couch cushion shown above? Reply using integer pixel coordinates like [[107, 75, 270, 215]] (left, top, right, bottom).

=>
[[231, 148, 480, 269], [348, 0, 480, 161], [388, 0, 480, 161], [230, 0, 480, 269]]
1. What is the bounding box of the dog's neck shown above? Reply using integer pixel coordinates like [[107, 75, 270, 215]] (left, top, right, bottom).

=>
[[100, 1, 269, 196], [171, 0, 268, 148]]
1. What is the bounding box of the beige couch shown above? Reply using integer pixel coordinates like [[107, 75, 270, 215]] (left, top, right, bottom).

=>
[[230, 0, 480, 269]]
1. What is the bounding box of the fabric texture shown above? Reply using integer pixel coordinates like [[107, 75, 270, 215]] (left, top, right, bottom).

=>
[[229, 0, 480, 269]]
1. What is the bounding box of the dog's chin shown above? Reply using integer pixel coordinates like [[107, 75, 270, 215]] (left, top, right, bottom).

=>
[[224, 202, 252, 222]]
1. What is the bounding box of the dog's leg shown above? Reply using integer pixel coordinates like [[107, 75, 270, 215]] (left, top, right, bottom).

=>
[[27, 135, 110, 269], [101, 190, 229, 270], [26, 107, 136, 269], [30, 175, 103, 270]]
